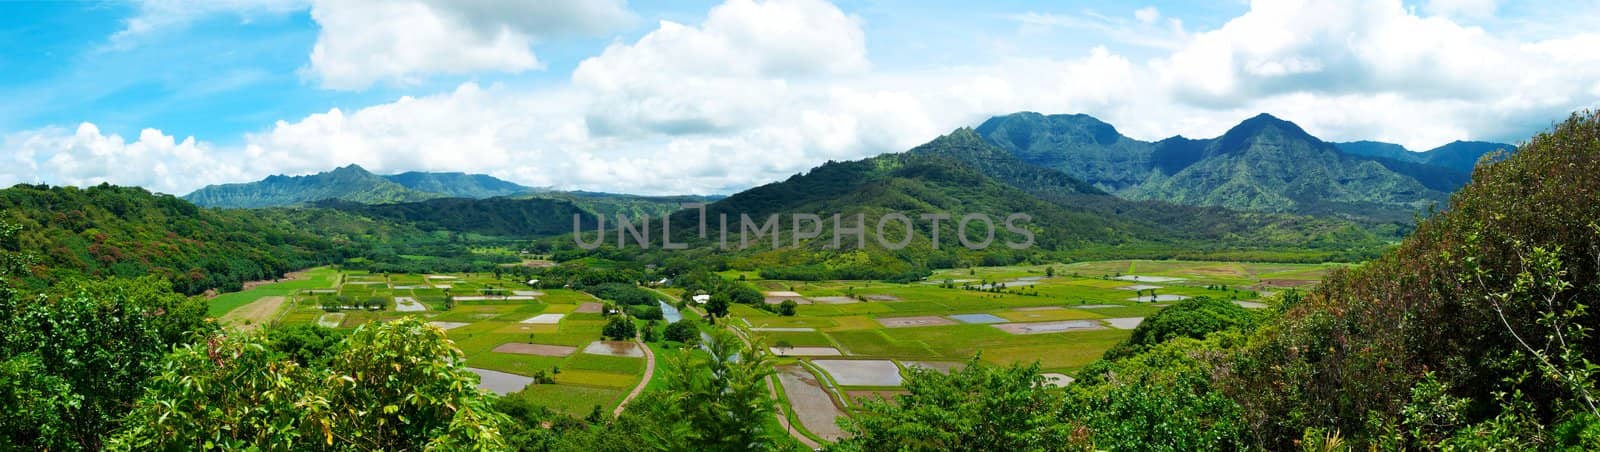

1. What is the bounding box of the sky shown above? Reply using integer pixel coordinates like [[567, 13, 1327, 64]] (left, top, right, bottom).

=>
[[2, 0, 1598, 196]]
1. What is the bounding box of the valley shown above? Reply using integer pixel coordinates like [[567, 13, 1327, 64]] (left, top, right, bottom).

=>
[[2, 110, 1593, 451], [205, 259, 1335, 443], [10, 2, 1600, 449]]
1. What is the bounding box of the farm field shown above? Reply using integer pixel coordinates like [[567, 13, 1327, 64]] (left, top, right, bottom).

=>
[[212, 269, 652, 417], [734, 259, 1337, 442], [205, 259, 1336, 440]]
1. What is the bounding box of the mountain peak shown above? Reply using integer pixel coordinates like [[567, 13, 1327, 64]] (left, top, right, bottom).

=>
[[1220, 113, 1318, 149], [330, 163, 372, 174]]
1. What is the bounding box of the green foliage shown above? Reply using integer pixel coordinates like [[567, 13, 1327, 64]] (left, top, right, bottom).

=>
[[1225, 111, 1600, 448], [778, 299, 797, 317], [835, 358, 1088, 451], [521, 191, 718, 219], [264, 323, 348, 369], [632, 330, 779, 449], [314, 196, 590, 238], [603, 316, 638, 340], [642, 320, 661, 342], [626, 304, 665, 320], [1068, 334, 1248, 451], [588, 282, 658, 306], [0, 184, 335, 295], [706, 293, 730, 318], [0, 275, 211, 450], [664, 319, 700, 344], [109, 317, 508, 450], [1103, 296, 1257, 360]]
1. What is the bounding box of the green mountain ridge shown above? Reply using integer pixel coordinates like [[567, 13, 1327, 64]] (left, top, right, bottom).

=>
[[615, 127, 1395, 278], [382, 171, 533, 199], [1333, 139, 1517, 173], [975, 112, 1512, 222], [184, 164, 449, 208]]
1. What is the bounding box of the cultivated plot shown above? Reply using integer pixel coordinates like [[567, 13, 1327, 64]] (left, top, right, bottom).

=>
[[993, 320, 1104, 334], [812, 360, 903, 386]]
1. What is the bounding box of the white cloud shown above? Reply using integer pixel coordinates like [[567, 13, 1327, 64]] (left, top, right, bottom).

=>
[[21, 0, 1600, 196], [0, 123, 250, 194], [1140, 0, 1600, 149], [307, 0, 632, 90], [573, 0, 867, 137], [1425, 0, 1499, 19], [111, 0, 307, 47]]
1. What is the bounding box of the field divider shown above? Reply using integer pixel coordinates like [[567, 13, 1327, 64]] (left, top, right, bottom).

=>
[[799, 359, 852, 410]]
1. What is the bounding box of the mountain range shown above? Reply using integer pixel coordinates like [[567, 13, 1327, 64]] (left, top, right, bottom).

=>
[[184, 164, 487, 208], [648, 126, 1398, 273], [975, 112, 1513, 221], [183, 164, 716, 218], [184, 112, 1513, 228]]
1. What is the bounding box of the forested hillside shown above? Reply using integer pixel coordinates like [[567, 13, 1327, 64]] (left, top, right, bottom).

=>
[[0, 184, 333, 294], [312, 197, 591, 237]]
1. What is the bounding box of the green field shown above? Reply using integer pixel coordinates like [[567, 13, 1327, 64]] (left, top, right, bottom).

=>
[[205, 266, 341, 317], [214, 259, 1331, 431], [736, 259, 1332, 374], [250, 269, 647, 417]]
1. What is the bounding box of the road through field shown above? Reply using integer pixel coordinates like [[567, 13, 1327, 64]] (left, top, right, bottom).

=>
[[219, 296, 287, 331], [612, 338, 658, 417]]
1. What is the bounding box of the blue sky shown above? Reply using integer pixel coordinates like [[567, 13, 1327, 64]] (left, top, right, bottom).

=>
[[2, 0, 1597, 195]]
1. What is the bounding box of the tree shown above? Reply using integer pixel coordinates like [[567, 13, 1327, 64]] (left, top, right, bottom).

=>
[[727, 284, 764, 305], [706, 293, 731, 318], [642, 320, 661, 342], [1069, 334, 1248, 450], [264, 323, 348, 369], [603, 316, 638, 340], [664, 319, 700, 344], [623, 330, 779, 449], [836, 359, 1085, 451], [774, 340, 794, 356], [778, 299, 798, 317], [0, 276, 210, 450], [1046, 266, 1055, 277], [1103, 297, 1255, 360], [108, 317, 508, 450]]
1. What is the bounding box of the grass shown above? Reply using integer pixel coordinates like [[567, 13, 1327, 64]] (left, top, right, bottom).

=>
[[760, 331, 836, 348], [566, 353, 646, 374], [511, 385, 626, 417], [207, 267, 339, 316], [828, 330, 937, 357], [554, 369, 640, 389]]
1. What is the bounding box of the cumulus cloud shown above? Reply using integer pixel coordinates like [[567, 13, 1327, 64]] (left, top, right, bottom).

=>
[[19, 0, 1600, 195], [573, 0, 867, 137], [307, 0, 632, 90], [0, 123, 251, 194], [1142, 0, 1600, 149]]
